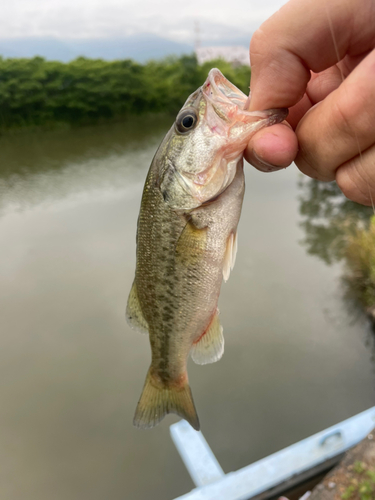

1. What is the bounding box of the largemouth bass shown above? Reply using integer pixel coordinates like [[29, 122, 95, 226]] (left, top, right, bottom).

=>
[[127, 69, 287, 430]]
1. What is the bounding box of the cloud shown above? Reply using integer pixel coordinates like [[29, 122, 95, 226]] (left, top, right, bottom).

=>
[[0, 0, 287, 40]]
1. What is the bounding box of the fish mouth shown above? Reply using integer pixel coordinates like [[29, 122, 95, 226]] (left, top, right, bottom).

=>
[[202, 68, 288, 127], [203, 69, 249, 110], [160, 70, 289, 211]]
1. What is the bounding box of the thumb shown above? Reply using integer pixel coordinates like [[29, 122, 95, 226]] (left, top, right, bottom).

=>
[[249, 0, 374, 111]]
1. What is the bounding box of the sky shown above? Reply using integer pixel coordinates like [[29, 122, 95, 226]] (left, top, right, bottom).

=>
[[1, 0, 287, 42]]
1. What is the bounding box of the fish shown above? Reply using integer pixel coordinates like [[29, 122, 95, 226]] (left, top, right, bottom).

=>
[[127, 68, 288, 430]]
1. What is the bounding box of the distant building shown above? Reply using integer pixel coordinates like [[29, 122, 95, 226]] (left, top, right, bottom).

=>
[[195, 46, 250, 67]]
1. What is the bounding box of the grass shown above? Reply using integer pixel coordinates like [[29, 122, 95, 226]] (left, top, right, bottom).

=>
[[343, 216, 375, 317], [341, 461, 375, 500]]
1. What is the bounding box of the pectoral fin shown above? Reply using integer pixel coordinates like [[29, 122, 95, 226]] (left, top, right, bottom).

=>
[[223, 231, 238, 282], [190, 310, 224, 365], [126, 281, 149, 334]]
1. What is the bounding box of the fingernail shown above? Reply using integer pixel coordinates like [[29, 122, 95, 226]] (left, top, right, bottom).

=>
[[253, 151, 285, 172]]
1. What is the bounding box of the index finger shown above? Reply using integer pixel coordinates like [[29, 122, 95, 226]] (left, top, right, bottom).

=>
[[249, 0, 375, 111]]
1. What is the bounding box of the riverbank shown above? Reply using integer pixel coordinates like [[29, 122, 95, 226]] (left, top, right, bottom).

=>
[[343, 216, 375, 323], [0, 55, 250, 131], [309, 429, 375, 500]]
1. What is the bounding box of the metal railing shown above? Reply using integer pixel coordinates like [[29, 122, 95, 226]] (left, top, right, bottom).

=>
[[170, 406, 375, 500]]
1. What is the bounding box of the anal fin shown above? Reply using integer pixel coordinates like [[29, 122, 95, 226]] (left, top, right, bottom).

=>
[[126, 281, 149, 334], [190, 310, 224, 365]]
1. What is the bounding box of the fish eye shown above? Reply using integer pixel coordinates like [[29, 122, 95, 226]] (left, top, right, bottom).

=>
[[175, 109, 198, 134], [182, 115, 194, 128]]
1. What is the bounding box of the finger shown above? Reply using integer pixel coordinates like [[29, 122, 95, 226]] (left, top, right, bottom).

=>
[[295, 48, 375, 181], [245, 123, 298, 172], [277, 54, 371, 129], [287, 67, 343, 129], [287, 93, 312, 130], [307, 67, 344, 104], [336, 143, 375, 206], [249, 0, 375, 111], [246, 63, 356, 168], [339, 50, 373, 75]]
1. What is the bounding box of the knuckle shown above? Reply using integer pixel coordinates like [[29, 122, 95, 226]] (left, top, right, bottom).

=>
[[336, 162, 373, 206], [331, 97, 356, 139], [250, 28, 272, 63], [295, 137, 336, 182], [295, 154, 324, 181], [331, 89, 373, 141]]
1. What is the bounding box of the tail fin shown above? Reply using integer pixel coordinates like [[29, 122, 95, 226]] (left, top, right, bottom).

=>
[[133, 368, 200, 430]]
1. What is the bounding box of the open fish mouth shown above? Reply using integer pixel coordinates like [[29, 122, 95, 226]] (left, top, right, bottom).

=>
[[203, 69, 250, 110], [202, 68, 288, 127], [159, 69, 289, 211]]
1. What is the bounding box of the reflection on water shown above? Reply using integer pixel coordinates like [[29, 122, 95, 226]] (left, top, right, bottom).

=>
[[298, 176, 375, 365], [298, 177, 373, 265], [0, 122, 374, 500], [0, 115, 173, 214]]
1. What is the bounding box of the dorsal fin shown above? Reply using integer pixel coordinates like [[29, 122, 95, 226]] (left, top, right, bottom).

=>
[[126, 281, 149, 334], [190, 310, 224, 365]]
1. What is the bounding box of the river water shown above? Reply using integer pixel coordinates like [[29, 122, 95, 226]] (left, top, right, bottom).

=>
[[0, 118, 374, 500]]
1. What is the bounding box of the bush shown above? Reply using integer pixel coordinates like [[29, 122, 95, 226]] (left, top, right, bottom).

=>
[[0, 55, 251, 130], [343, 215, 375, 313]]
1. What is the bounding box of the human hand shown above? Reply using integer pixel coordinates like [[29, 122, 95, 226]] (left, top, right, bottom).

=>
[[245, 0, 375, 206]]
